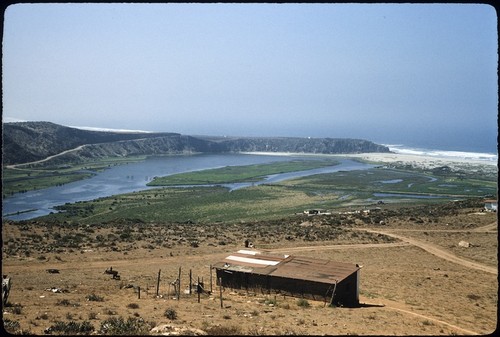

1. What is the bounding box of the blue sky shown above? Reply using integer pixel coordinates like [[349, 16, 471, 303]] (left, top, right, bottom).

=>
[[2, 3, 498, 152]]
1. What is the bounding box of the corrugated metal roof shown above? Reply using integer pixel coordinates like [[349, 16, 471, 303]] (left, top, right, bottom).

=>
[[213, 250, 289, 274], [270, 256, 358, 284], [214, 249, 359, 284]]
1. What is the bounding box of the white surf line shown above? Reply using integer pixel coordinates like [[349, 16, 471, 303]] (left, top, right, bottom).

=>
[[355, 228, 497, 275]]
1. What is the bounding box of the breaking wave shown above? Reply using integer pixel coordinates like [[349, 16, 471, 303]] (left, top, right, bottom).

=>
[[384, 144, 498, 163]]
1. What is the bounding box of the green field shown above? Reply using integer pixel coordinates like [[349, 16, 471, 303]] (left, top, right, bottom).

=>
[[33, 163, 496, 225], [146, 159, 340, 186]]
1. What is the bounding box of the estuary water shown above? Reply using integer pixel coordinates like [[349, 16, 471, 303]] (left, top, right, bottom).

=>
[[2, 153, 374, 221]]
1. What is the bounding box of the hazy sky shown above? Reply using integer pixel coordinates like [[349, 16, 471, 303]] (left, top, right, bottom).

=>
[[2, 3, 498, 152]]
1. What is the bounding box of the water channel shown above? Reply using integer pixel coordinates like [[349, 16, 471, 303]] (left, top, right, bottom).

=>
[[3, 153, 374, 221]]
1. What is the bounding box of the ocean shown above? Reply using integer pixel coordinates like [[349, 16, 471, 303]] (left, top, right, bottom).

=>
[[384, 144, 498, 164]]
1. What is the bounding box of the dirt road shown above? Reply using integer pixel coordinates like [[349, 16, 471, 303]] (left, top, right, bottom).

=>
[[353, 227, 497, 275], [6, 145, 85, 169], [267, 242, 410, 253]]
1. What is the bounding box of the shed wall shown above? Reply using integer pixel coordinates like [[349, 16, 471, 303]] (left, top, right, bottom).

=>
[[215, 268, 359, 307]]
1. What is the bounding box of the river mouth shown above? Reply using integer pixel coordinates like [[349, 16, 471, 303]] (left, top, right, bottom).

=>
[[2, 154, 373, 221]]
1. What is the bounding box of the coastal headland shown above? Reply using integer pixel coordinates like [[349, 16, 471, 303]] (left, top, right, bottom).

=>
[[2, 122, 497, 335]]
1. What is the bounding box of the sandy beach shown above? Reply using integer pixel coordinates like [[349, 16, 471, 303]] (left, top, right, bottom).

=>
[[346, 152, 497, 168], [243, 151, 498, 172]]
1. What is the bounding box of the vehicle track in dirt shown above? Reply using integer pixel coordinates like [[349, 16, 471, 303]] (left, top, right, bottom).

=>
[[267, 242, 410, 253], [352, 226, 497, 275], [267, 237, 491, 335], [360, 296, 480, 335], [6, 145, 86, 169]]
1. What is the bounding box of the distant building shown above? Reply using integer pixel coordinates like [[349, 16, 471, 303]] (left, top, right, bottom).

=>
[[484, 199, 498, 212], [213, 249, 360, 307], [303, 209, 331, 216]]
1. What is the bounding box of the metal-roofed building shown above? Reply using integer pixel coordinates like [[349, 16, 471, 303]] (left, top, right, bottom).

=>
[[213, 249, 360, 307]]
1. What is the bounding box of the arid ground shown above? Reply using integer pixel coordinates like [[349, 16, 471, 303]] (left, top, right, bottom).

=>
[[2, 200, 497, 335]]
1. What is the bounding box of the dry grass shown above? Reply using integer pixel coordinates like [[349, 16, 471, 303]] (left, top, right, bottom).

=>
[[2, 207, 497, 335]]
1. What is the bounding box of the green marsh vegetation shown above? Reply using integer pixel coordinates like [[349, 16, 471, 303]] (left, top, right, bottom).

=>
[[2, 156, 147, 197], [279, 167, 497, 198], [146, 158, 341, 186], [37, 163, 496, 224]]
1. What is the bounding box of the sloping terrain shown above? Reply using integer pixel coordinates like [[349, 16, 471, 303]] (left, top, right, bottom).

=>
[[2, 121, 178, 165], [2, 202, 497, 335], [2, 121, 390, 166]]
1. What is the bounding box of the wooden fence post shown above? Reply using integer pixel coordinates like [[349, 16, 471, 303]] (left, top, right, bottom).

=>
[[210, 265, 213, 293], [329, 280, 338, 307], [156, 269, 161, 297], [138, 286, 141, 299], [178, 267, 181, 301], [189, 269, 192, 295], [219, 277, 223, 308], [197, 276, 201, 303]]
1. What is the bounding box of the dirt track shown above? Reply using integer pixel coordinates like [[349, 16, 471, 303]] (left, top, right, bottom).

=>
[[6, 145, 85, 169], [353, 227, 498, 275]]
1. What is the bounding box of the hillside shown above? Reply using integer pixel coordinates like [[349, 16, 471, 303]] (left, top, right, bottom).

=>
[[2, 200, 497, 335], [2, 122, 179, 165], [2, 121, 390, 166]]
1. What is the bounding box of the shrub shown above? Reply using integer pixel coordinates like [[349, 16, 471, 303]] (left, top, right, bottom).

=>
[[3, 319, 21, 334], [164, 308, 177, 320], [86, 293, 104, 302], [127, 303, 139, 309], [12, 305, 23, 315], [264, 297, 277, 306], [46, 320, 95, 335], [296, 298, 310, 308], [205, 325, 242, 335], [98, 316, 150, 335], [56, 299, 72, 306]]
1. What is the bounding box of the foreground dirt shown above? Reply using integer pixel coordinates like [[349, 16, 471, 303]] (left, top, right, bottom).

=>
[[2, 202, 498, 335]]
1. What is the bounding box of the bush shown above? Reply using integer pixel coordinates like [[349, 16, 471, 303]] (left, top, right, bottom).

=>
[[3, 319, 21, 334], [98, 316, 150, 335], [56, 299, 73, 306], [205, 325, 242, 335], [296, 298, 310, 308], [264, 297, 277, 306], [164, 308, 177, 320], [46, 320, 95, 335], [86, 293, 104, 302], [126, 303, 139, 309], [12, 305, 23, 315]]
